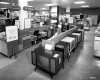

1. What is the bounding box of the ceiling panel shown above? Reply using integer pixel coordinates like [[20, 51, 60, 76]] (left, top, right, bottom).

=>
[[0, 0, 100, 9], [28, 0, 52, 10], [28, 0, 100, 9]]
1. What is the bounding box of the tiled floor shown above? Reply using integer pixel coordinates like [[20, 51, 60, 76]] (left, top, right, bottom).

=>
[[0, 27, 100, 80]]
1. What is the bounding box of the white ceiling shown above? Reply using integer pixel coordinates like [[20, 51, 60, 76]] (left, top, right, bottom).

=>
[[28, 0, 100, 9], [0, 0, 100, 9]]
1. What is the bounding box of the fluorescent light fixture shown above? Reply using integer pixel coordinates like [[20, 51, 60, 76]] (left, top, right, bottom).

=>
[[74, 1, 85, 4], [45, 3, 57, 6], [41, 8, 47, 10], [0, 8, 7, 9], [27, 6, 33, 7], [81, 5, 89, 7], [0, 2, 10, 4]]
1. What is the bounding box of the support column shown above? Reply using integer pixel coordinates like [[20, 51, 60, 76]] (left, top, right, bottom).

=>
[[18, 0, 28, 30]]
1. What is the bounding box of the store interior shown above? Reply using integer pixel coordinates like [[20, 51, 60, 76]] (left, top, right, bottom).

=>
[[0, 0, 100, 80]]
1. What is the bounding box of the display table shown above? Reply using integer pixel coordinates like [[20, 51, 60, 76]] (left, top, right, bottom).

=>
[[33, 46, 64, 78]]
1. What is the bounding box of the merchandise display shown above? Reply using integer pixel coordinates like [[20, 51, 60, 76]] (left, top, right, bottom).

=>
[[68, 34, 79, 48], [33, 45, 64, 78], [72, 33, 81, 43], [55, 41, 70, 61]]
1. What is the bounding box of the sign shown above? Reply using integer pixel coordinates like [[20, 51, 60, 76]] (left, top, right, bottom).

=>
[[23, 6, 35, 11], [6, 26, 18, 42], [24, 18, 31, 29], [10, 6, 21, 11]]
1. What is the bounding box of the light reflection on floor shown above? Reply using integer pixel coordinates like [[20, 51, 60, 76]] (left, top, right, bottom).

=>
[[94, 60, 100, 68]]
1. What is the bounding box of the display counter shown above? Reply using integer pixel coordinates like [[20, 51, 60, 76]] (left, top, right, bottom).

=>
[[0, 39, 18, 57], [22, 35, 32, 49], [0, 32, 7, 56], [0, 40, 8, 56]]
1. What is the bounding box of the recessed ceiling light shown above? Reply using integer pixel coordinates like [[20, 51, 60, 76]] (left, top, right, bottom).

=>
[[81, 5, 89, 7], [41, 8, 46, 10], [0, 2, 10, 4], [45, 3, 57, 6], [74, 1, 85, 4]]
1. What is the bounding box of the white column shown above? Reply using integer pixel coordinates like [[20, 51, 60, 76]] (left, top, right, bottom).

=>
[[18, 0, 28, 30]]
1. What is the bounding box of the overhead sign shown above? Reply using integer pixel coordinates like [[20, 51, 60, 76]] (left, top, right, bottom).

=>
[[10, 6, 21, 11], [6, 26, 18, 42], [23, 6, 35, 11]]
